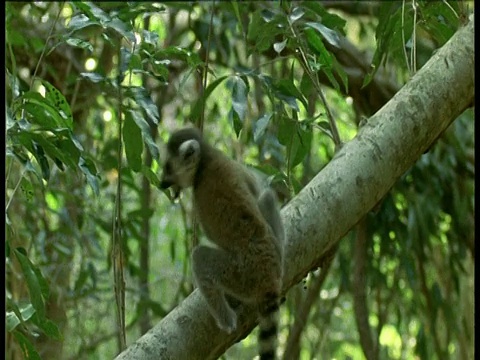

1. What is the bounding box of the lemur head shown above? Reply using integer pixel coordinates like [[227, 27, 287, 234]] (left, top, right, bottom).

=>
[[160, 127, 203, 199]]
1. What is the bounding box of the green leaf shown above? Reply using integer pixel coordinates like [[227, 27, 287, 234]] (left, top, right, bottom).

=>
[[364, 2, 412, 87], [54, 136, 82, 166], [106, 17, 135, 42], [431, 281, 443, 315], [33, 142, 50, 180], [231, 2, 245, 38], [278, 116, 296, 147], [282, 122, 300, 169], [291, 124, 312, 168], [278, 117, 312, 169], [278, 94, 299, 112], [6, 110, 16, 131], [274, 78, 308, 111], [44, 80, 73, 128], [141, 165, 161, 188], [53, 128, 84, 151], [16, 90, 71, 130], [13, 331, 42, 360], [6, 17, 27, 46], [273, 39, 288, 54], [190, 75, 229, 123], [13, 132, 47, 178], [247, 9, 284, 55], [317, 120, 334, 138], [304, 28, 333, 68], [20, 304, 36, 322], [415, 325, 428, 358], [123, 112, 143, 172], [14, 249, 46, 320], [73, 264, 90, 293], [23, 80, 73, 130], [146, 299, 168, 317], [6, 303, 36, 331], [6, 311, 21, 331], [253, 113, 272, 143], [128, 109, 159, 161], [24, 159, 43, 183], [160, 46, 203, 68], [20, 177, 34, 202], [247, 10, 265, 42], [119, 47, 132, 77], [304, 28, 342, 92], [79, 156, 100, 196], [33, 315, 62, 340], [80, 72, 107, 83], [419, 2, 459, 46], [289, 7, 305, 23], [82, 2, 110, 22], [32, 262, 50, 301], [65, 37, 94, 52], [332, 56, 349, 93], [302, 2, 347, 34], [141, 28, 160, 47], [148, 61, 169, 81], [30, 132, 77, 169], [305, 22, 341, 48], [127, 87, 160, 125], [231, 110, 243, 138], [230, 75, 248, 125], [169, 236, 176, 260], [67, 13, 99, 33]]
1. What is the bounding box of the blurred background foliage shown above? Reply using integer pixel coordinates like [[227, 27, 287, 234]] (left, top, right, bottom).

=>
[[5, 1, 474, 359]]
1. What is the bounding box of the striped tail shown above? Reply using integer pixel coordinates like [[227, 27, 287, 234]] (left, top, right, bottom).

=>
[[258, 293, 280, 360]]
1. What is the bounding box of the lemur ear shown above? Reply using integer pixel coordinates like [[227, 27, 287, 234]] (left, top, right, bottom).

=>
[[179, 139, 200, 161]]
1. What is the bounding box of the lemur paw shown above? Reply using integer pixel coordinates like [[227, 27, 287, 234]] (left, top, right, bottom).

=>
[[215, 309, 237, 334]]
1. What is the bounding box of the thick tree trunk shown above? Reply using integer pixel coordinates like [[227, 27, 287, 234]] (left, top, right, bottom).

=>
[[115, 16, 474, 360]]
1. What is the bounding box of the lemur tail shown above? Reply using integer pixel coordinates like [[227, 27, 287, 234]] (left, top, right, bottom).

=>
[[258, 293, 280, 360]]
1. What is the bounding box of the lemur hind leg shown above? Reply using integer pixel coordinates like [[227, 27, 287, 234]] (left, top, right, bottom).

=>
[[192, 245, 255, 333]]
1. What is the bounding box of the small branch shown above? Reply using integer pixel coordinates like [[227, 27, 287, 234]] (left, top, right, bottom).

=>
[[138, 14, 155, 336], [198, 0, 215, 131], [352, 218, 377, 360], [401, 0, 412, 75]]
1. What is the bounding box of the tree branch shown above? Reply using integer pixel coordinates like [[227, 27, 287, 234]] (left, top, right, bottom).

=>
[[115, 17, 474, 360]]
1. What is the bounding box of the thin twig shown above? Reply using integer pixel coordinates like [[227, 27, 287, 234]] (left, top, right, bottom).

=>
[[112, 37, 127, 352], [30, 2, 65, 89], [199, 0, 216, 132], [401, 0, 412, 75], [411, 1, 418, 74]]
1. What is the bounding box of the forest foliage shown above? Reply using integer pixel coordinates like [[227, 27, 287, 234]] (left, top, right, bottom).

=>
[[5, 2, 474, 360]]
